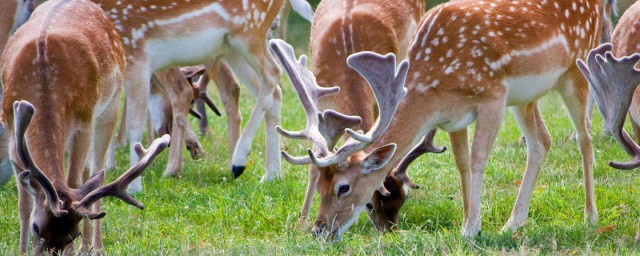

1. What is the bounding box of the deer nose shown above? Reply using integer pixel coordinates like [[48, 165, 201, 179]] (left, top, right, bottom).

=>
[[311, 219, 327, 237]]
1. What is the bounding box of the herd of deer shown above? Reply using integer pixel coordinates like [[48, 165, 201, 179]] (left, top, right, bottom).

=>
[[2, 0, 640, 254]]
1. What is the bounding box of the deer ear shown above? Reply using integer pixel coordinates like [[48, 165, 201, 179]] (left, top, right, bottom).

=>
[[361, 144, 396, 174]]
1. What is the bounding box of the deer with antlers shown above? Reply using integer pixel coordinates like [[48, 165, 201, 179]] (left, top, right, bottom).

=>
[[288, 0, 446, 232], [272, 0, 613, 239], [90, 0, 289, 193], [577, 0, 640, 242], [0, 0, 37, 186], [1, 0, 170, 254]]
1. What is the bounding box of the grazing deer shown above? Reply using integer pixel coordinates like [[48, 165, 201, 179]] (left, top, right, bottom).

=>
[[272, 0, 613, 239], [1, 0, 169, 253], [0, 0, 37, 186], [577, 0, 640, 242], [289, 0, 443, 232], [92, 0, 288, 193]]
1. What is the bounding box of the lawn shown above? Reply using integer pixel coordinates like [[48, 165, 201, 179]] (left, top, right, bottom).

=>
[[1, 66, 640, 254], [3, 3, 640, 255]]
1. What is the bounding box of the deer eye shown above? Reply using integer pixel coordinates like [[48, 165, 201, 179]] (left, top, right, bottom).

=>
[[338, 184, 350, 197], [32, 223, 39, 235]]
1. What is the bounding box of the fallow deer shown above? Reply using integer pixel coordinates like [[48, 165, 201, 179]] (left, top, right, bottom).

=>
[[291, 0, 445, 232], [91, 0, 288, 193], [0, 0, 37, 186], [273, 0, 613, 239], [1, 0, 169, 253], [576, 0, 640, 242]]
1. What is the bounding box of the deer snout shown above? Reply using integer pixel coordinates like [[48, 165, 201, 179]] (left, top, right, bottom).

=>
[[311, 219, 327, 237]]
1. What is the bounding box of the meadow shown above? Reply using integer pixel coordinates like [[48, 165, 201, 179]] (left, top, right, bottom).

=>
[[3, 1, 640, 255], [2, 71, 640, 254]]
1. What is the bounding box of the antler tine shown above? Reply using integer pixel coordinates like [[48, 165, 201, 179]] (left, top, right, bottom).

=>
[[74, 134, 170, 211], [393, 130, 446, 189], [577, 43, 640, 169], [193, 72, 222, 117], [344, 52, 409, 143], [13, 101, 68, 217], [269, 39, 352, 165]]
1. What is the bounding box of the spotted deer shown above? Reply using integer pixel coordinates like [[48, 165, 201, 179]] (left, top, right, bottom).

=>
[[272, 0, 613, 239], [290, 0, 445, 232], [1, 0, 169, 254], [0, 0, 36, 186], [577, 0, 640, 242], [92, 0, 289, 193]]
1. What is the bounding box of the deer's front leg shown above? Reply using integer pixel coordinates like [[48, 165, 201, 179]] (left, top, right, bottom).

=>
[[225, 48, 280, 179], [163, 69, 195, 177], [464, 99, 505, 238], [299, 165, 320, 223], [448, 128, 471, 228], [125, 68, 151, 193], [212, 62, 242, 159], [17, 182, 33, 254], [263, 85, 282, 181]]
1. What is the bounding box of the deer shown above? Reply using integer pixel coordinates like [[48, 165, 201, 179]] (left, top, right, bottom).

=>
[[90, 0, 290, 193], [1, 0, 170, 254], [272, 0, 614, 239], [0, 0, 37, 186], [289, 0, 447, 232], [576, 0, 640, 243], [114, 0, 314, 184]]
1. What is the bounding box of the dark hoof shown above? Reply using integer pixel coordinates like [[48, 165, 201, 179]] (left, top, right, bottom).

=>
[[232, 165, 246, 179]]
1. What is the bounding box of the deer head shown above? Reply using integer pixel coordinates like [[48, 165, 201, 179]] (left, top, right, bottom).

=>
[[270, 39, 409, 239], [11, 101, 169, 253]]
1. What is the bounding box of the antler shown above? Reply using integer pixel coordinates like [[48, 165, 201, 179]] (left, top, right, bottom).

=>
[[310, 52, 410, 167], [186, 68, 222, 117], [393, 130, 446, 189], [74, 134, 170, 214], [269, 39, 362, 165], [577, 43, 640, 169], [270, 39, 409, 168], [12, 101, 68, 217]]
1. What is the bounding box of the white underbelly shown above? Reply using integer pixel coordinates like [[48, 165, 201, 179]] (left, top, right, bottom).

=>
[[504, 68, 567, 106], [438, 110, 476, 132], [145, 28, 228, 71]]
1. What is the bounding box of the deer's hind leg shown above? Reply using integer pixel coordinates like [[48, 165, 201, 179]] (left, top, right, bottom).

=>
[[502, 102, 551, 232], [558, 66, 597, 223]]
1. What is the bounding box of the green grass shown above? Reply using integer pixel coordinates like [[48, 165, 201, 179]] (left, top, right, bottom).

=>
[[2, 76, 640, 254]]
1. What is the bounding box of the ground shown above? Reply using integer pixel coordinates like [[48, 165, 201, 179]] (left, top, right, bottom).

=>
[[1, 80, 640, 254]]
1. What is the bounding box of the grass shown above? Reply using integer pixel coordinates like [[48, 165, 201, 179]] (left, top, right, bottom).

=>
[[2, 75, 640, 254], [3, 10, 640, 255]]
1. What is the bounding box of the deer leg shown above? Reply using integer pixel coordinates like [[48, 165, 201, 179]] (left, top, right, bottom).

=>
[[86, 95, 119, 254], [125, 68, 151, 193], [299, 165, 320, 223], [16, 179, 33, 254], [163, 69, 194, 177], [115, 99, 128, 148], [195, 99, 209, 135], [66, 127, 93, 252], [464, 100, 504, 238], [448, 128, 471, 228], [502, 102, 550, 232], [636, 219, 640, 243], [560, 67, 597, 223], [224, 47, 279, 178], [212, 62, 242, 163], [263, 85, 283, 181]]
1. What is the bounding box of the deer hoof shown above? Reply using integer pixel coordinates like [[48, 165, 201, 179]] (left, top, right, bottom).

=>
[[232, 165, 245, 179]]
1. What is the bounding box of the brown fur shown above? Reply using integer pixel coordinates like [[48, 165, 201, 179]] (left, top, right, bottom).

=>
[[301, 0, 425, 232], [2, 0, 125, 253], [312, 0, 608, 238], [94, 0, 284, 186]]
